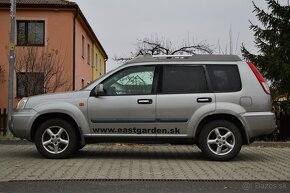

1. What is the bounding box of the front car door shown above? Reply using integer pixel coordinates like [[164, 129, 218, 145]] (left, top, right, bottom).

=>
[[156, 65, 216, 138], [88, 65, 157, 138]]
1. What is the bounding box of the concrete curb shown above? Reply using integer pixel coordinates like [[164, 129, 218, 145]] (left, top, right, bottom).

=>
[[0, 140, 32, 145], [250, 141, 290, 147]]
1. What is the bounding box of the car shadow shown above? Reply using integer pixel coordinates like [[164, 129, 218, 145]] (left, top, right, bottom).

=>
[[69, 145, 266, 162], [3, 144, 267, 162], [73, 148, 207, 161]]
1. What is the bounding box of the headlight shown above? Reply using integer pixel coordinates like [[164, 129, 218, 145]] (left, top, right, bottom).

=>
[[16, 98, 28, 110]]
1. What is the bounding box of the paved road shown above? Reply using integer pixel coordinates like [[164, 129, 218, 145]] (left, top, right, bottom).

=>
[[0, 180, 289, 193], [0, 143, 290, 181]]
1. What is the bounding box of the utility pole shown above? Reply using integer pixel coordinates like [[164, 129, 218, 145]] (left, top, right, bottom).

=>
[[7, 0, 16, 134]]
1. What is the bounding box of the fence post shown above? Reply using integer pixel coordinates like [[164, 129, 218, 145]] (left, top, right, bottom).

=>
[[0, 108, 7, 136], [0, 108, 2, 135]]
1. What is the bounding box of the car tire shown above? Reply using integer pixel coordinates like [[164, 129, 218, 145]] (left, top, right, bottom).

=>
[[34, 119, 77, 159], [76, 143, 86, 151], [195, 140, 201, 149], [199, 120, 242, 161]]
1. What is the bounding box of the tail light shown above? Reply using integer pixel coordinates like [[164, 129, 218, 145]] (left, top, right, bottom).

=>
[[247, 62, 270, 95]]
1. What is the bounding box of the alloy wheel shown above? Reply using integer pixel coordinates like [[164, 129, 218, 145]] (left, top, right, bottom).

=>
[[41, 126, 69, 154], [206, 127, 235, 156]]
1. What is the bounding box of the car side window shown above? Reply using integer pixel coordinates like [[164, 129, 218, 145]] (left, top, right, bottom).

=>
[[102, 66, 155, 95], [206, 65, 241, 92], [161, 66, 208, 94]]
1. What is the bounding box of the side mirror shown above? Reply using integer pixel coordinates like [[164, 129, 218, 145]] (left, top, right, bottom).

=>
[[94, 84, 105, 96]]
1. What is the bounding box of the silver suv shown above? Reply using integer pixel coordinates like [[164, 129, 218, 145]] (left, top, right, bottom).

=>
[[11, 55, 275, 160]]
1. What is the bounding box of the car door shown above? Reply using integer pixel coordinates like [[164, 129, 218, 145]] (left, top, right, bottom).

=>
[[156, 65, 216, 138], [88, 65, 157, 138]]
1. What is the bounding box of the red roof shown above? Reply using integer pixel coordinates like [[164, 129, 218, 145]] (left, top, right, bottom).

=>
[[0, 0, 76, 7]]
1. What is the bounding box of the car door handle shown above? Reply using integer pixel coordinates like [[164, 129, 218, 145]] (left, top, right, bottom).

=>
[[197, 97, 212, 103], [137, 99, 153, 104]]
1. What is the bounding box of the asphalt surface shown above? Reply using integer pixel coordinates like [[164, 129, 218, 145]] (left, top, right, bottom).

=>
[[0, 180, 289, 193]]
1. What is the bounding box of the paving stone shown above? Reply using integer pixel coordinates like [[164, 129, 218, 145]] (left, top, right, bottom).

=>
[[0, 144, 289, 181]]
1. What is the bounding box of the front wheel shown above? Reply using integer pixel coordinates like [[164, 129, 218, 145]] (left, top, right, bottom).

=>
[[199, 120, 243, 161], [76, 143, 86, 151], [35, 119, 77, 159]]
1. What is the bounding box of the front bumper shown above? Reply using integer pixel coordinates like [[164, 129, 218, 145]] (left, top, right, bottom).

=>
[[11, 109, 38, 141], [242, 112, 276, 139]]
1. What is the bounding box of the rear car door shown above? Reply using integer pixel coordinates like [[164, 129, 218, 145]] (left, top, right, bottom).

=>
[[88, 65, 157, 137], [156, 65, 216, 138]]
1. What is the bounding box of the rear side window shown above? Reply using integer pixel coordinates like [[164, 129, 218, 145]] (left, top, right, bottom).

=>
[[206, 65, 241, 92], [161, 66, 208, 94]]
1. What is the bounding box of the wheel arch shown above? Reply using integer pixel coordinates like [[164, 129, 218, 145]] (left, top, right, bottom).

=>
[[195, 114, 249, 145], [30, 113, 84, 144]]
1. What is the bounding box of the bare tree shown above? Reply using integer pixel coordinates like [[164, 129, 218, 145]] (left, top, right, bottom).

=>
[[14, 46, 69, 97], [217, 26, 240, 55], [114, 37, 214, 63]]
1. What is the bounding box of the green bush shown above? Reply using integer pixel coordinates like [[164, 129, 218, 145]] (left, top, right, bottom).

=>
[[280, 100, 290, 114]]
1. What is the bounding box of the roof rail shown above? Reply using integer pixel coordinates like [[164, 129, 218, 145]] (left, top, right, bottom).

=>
[[152, 55, 193, 59], [125, 54, 242, 64]]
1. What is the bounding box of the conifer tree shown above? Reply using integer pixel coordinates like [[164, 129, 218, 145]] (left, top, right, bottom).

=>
[[242, 0, 290, 99]]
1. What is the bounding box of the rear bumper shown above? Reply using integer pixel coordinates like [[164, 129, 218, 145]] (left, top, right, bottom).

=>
[[241, 112, 276, 139]]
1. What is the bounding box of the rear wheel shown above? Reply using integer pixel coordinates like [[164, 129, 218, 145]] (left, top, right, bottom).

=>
[[35, 119, 77, 159], [199, 120, 242, 161]]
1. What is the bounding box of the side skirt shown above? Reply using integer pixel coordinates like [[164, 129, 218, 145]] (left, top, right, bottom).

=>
[[84, 136, 195, 145]]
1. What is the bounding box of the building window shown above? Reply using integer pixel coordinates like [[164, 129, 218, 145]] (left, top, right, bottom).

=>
[[81, 78, 85, 88], [82, 35, 85, 58], [16, 72, 44, 97], [17, 20, 45, 46], [99, 59, 102, 74], [91, 47, 94, 66], [87, 44, 90, 64], [95, 54, 98, 71]]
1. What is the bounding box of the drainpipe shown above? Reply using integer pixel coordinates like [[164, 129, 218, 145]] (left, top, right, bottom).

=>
[[104, 58, 108, 74], [72, 7, 79, 91]]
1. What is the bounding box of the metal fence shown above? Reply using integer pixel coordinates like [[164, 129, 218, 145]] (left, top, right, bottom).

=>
[[275, 111, 290, 140], [0, 108, 7, 136]]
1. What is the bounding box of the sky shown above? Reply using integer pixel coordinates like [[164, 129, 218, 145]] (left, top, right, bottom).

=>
[[73, 0, 271, 71]]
